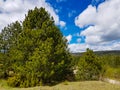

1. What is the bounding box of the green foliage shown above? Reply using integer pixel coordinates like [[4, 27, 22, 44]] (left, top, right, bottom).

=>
[[0, 6, 120, 89], [63, 80, 69, 85], [100, 54, 120, 80], [75, 48, 104, 80], [3, 7, 72, 87], [0, 21, 22, 79], [7, 74, 21, 87], [0, 53, 5, 78], [23, 7, 54, 30], [101, 54, 120, 68], [0, 21, 22, 52], [104, 67, 120, 80]]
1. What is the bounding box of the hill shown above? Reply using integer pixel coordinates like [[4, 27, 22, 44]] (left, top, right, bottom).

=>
[[72, 50, 120, 56]]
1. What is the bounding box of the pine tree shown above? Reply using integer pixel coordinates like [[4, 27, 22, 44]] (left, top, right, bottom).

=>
[[7, 7, 72, 87], [75, 48, 104, 80], [0, 21, 22, 79], [0, 21, 22, 53]]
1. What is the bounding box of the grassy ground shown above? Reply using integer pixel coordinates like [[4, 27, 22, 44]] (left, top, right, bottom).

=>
[[0, 79, 120, 90]]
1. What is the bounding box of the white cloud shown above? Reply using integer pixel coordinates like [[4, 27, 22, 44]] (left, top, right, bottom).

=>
[[66, 34, 72, 43], [68, 43, 87, 53], [75, 5, 97, 28], [80, 26, 103, 44], [60, 21, 66, 27], [0, 0, 63, 31], [68, 41, 120, 53], [73, 0, 120, 52]]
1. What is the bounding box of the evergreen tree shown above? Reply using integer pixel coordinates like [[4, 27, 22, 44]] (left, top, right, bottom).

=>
[[0, 21, 22, 52], [0, 21, 22, 78], [75, 48, 104, 80], [7, 7, 72, 87]]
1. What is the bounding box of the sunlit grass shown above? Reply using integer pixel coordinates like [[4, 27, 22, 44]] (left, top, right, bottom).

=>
[[0, 80, 120, 90]]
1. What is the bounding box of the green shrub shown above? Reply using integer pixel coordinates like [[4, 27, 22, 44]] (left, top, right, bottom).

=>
[[104, 67, 120, 80], [7, 75, 21, 87], [63, 80, 69, 85], [75, 49, 104, 81]]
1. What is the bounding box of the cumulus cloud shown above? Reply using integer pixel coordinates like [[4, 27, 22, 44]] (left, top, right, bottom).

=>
[[75, 0, 120, 43], [69, 41, 120, 53], [66, 34, 72, 43], [75, 5, 97, 28], [72, 0, 120, 52], [0, 0, 64, 31], [59, 21, 66, 27], [68, 43, 88, 53]]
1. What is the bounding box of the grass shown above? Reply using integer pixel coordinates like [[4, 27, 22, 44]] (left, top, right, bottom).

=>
[[0, 79, 120, 90]]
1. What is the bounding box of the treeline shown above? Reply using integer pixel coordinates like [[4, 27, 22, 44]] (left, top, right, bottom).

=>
[[0, 7, 119, 88]]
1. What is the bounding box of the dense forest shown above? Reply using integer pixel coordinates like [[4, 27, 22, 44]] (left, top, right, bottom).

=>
[[0, 7, 120, 88]]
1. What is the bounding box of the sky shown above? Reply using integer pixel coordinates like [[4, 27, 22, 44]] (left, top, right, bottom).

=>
[[0, 0, 120, 52]]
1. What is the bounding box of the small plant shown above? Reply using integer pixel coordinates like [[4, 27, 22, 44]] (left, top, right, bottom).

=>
[[63, 80, 69, 85]]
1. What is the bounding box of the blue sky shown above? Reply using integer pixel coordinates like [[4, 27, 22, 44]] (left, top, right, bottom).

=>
[[0, 0, 120, 52], [46, 0, 91, 44], [46, 0, 105, 44]]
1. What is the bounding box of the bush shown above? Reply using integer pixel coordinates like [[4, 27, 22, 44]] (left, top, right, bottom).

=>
[[63, 80, 69, 85], [75, 49, 104, 81], [7, 75, 21, 87], [7, 74, 40, 88], [104, 67, 120, 80]]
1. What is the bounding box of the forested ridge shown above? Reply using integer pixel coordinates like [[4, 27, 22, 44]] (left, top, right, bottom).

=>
[[0, 7, 120, 88], [72, 50, 120, 56]]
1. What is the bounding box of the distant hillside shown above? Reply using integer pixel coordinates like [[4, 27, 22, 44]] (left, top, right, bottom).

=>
[[72, 50, 120, 56], [94, 50, 120, 55]]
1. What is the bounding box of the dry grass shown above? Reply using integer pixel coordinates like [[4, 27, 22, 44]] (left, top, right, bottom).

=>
[[0, 80, 120, 90]]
